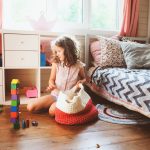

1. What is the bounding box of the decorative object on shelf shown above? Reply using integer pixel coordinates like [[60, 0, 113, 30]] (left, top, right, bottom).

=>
[[28, 12, 56, 31], [10, 79, 20, 129], [40, 52, 46, 66], [26, 87, 38, 98], [40, 37, 53, 66]]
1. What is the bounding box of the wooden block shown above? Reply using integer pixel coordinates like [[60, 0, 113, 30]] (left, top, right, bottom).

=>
[[10, 118, 17, 123], [11, 79, 20, 84], [11, 89, 19, 95], [11, 106, 18, 112], [11, 100, 19, 106], [11, 112, 18, 118], [13, 121, 20, 129], [11, 94, 20, 100], [11, 83, 19, 89]]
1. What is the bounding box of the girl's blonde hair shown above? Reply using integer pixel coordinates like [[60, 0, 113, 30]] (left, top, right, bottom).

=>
[[51, 35, 80, 66]]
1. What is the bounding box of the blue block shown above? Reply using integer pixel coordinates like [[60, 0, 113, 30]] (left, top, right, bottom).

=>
[[11, 106, 18, 112]]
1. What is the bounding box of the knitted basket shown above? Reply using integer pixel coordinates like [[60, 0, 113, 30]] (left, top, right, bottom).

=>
[[55, 84, 98, 125]]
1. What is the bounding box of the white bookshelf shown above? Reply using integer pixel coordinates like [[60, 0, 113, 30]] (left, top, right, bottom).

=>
[[0, 30, 86, 105]]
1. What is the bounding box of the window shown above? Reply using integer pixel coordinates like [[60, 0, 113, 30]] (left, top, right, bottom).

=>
[[3, 0, 123, 31], [90, 0, 123, 30]]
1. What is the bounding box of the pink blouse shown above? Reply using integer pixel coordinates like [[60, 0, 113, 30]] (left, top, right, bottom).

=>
[[51, 61, 85, 97]]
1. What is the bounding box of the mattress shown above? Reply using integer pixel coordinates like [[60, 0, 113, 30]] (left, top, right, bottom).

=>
[[88, 67, 150, 118]]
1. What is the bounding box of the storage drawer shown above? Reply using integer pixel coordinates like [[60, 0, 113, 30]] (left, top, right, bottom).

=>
[[0, 86, 3, 103], [4, 34, 39, 51], [5, 51, 39, 68], [0, 69, 2, 84]]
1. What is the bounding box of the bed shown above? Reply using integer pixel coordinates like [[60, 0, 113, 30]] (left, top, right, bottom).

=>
[[86, 35, 150, 118]]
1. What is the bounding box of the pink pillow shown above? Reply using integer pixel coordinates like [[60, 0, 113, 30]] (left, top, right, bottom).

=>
[[90, 41, 101, 65]]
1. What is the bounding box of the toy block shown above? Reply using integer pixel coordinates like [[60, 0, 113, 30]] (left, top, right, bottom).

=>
[[11, 95, 19, 100], [10, 118, 17, 123], [11, 84, 19, 89], [11, 89, 19, 95], [11, 100, 19, 106], [11, 79, 20, 84], [13, 121, 20, 129], [11, 106, 18, 112], [10, 79, 20, 129], [10, 116, 19, 123], [0, 104, 3, 113], [11, 112, 18, 118]]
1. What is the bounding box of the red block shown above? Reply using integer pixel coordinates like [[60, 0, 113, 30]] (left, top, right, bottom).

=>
[[11, 89, 19, 95], [10, 112, 18, 118]]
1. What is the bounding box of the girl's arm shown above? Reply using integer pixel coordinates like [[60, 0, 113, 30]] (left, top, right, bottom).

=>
[[77, 66, 86, 85], [47, 63, 57, 91]]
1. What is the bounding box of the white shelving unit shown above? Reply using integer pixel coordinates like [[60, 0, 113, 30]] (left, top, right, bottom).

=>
[[0, 30, 86, 105]]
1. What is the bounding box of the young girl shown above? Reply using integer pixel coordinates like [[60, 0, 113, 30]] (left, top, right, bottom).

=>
[[27, 35, 86, 116]]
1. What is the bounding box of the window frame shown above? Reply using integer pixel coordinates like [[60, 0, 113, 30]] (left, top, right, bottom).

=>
[[2, 0, 123, 33]]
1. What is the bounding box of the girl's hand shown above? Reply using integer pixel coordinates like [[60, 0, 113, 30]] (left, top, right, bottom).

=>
[[46, 82, 56, 92], [76, 79, 86, 88]]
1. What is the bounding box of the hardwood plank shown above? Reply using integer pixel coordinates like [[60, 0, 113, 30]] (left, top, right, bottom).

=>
[[0, 105, 150, 150], [100, 138, 150, 150]]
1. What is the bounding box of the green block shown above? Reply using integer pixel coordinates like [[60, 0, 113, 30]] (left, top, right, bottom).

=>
[[11, 100, 19, 106], [13, 121, 20, 129], [11, 84, 19, 90], [0, 107, 2, 113]]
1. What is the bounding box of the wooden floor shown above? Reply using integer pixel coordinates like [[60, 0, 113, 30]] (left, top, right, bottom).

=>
[[1, 88, 150, 150]]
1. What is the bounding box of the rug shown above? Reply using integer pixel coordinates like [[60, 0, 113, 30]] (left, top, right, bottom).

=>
[[96, 104, 150, 124]]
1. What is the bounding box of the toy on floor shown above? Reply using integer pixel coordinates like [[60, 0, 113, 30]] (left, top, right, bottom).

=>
[[22, 119, 26, 129], [0, 104, 3, 113], [32, 120, 38, 126], [10, 79, 20, 129], [26, 119, 30, 128]]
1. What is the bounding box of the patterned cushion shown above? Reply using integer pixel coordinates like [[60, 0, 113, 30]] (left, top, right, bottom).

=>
[[97, 37, 126, 68]]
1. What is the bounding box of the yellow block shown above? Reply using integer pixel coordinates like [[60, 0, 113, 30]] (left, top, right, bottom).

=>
[[11, 79, 20, 84]]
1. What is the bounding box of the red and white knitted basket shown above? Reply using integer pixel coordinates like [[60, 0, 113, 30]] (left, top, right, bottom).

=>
[[55, 84, 98, 125]]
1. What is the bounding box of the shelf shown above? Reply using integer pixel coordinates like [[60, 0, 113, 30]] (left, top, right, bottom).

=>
[[40, 66, 52, 69], [4, 95, 37, 105], [1, 30, 86, 105], [4, 67, 39, 69]]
